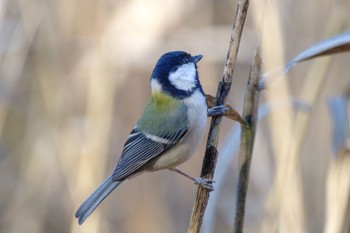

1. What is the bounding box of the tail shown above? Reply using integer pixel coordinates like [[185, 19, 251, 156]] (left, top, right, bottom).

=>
[[75, 176, 122, 224]]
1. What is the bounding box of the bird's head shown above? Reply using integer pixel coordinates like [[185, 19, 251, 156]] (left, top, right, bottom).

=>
[[150, 51, 203, 99]]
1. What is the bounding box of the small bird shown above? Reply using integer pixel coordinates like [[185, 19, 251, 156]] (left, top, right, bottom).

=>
[[75, 51, 224, 225]]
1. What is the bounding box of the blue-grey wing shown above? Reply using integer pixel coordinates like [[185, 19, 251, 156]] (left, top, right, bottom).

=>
[[111, 127, 188, 181]]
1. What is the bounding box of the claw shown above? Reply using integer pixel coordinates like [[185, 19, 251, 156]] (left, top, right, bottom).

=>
[[193, 178, 215, 191], [207, 105, 229, 117]]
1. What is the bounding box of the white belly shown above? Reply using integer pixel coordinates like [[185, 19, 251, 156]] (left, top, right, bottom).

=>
[[149, 90, 207, 170]]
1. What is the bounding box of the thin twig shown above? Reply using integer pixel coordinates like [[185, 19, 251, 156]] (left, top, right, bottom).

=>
[[187, 1, 250, 233], [233, 47, 261, 233]]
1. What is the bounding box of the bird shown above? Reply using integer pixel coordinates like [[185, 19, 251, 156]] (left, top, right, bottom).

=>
[[75, 51, 225, 225]]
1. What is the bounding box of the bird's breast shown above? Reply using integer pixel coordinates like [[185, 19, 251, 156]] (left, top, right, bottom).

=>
[[148, 90, 207, 170]]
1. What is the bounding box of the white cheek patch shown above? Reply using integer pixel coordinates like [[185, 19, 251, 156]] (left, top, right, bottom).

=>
[[169, 63, 197, 91]]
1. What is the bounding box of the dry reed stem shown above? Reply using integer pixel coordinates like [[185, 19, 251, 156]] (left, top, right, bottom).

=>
[[325, 148, 350, 233], [187, 1, 250, 232], [234, 47, 261, 233], [261, 4, 345, 231], [252, 1, 304, 232]]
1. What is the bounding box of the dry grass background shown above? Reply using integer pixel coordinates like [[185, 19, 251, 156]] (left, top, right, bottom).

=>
[[0, 0, 349, 233]]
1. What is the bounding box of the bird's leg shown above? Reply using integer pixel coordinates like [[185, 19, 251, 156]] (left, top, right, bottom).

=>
[[169, 167, 215, 191], [207, 105, 229, 117]]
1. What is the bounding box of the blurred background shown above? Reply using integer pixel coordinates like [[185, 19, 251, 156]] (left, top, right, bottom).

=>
[[0, 0, 349, 232]]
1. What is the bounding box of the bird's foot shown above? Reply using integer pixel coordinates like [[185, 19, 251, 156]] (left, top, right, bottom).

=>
[[207, 105, 229, 117], [193, 178, 215, 191]]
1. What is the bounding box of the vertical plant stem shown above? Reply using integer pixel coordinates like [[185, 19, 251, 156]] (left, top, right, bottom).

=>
[[234, 47, 261, 233], [187, 1, 250, 233]]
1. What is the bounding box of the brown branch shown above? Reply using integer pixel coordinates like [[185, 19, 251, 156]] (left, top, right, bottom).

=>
[[233, 47, 261, 233], [187, 1, 250, 233]]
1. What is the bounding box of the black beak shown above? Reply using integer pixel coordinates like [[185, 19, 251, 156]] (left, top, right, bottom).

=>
[[192, 55, 203, 63]]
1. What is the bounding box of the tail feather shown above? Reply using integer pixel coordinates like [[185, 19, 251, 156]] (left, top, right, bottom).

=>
[[75, 176, 122, 224]]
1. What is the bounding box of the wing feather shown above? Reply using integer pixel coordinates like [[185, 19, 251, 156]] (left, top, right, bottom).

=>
[[112, 127, 187, 181]]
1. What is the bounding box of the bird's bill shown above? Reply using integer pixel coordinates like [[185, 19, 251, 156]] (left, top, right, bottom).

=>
[[192, 55, 203, 63]]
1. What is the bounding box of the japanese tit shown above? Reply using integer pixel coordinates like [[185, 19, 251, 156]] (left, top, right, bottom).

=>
[[75, 51, 211, 224]]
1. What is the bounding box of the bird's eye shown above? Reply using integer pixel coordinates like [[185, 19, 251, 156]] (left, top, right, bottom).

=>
[[181, 54, 191, 63]]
